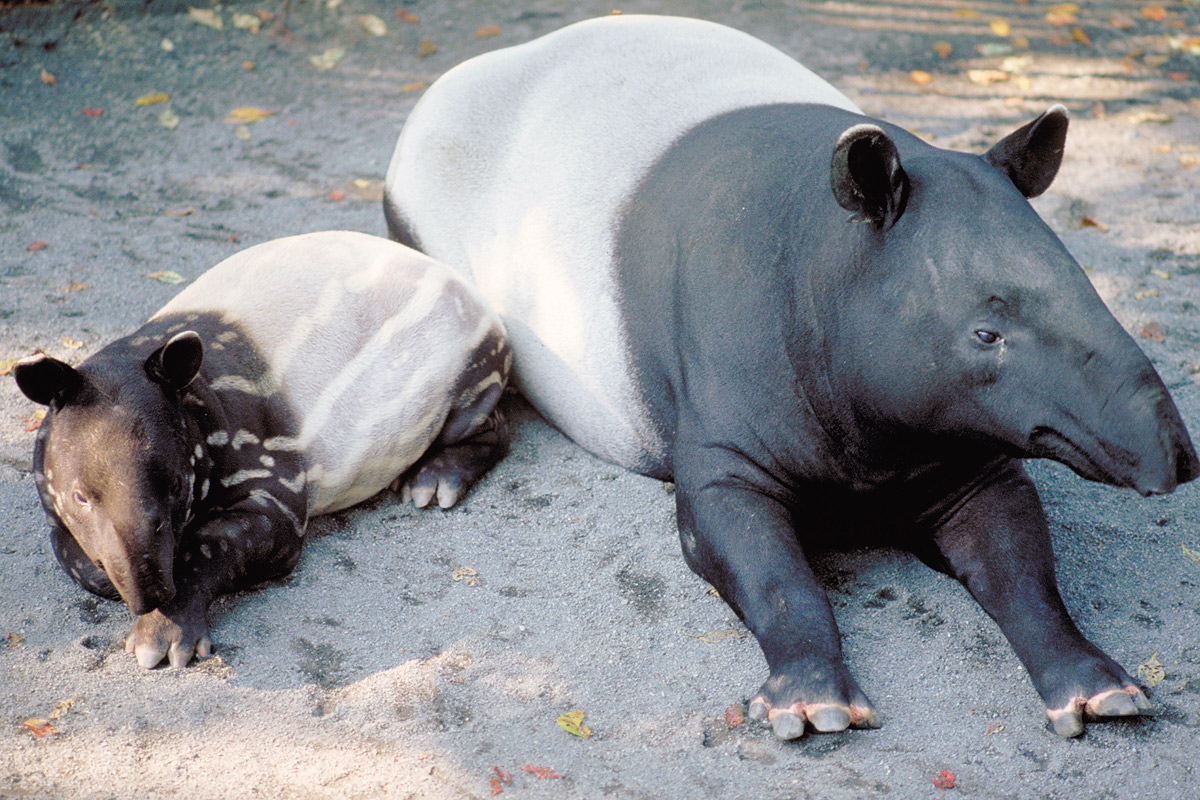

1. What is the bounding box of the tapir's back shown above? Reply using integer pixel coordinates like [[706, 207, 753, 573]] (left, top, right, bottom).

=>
[[154, 231, 505, 513], [386, 14, 859, 475]]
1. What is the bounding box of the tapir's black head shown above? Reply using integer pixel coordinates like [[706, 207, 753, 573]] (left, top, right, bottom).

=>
[[825, 106, 1198, 495], [14, 332, 204, 614]]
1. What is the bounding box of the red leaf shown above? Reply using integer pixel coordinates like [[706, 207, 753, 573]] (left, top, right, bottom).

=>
[[724, 703, 745, 728], [81, 107, 104, 117], [491, 766, 512, 784], [26, 241, 48, 252], [522, 765, 562, 780], [933, 769, 956, 789], [23, 718, 58, 737], [489, 778, 503, 796], [1141, 322, 1165, 343], [328, 190, 344, 202]]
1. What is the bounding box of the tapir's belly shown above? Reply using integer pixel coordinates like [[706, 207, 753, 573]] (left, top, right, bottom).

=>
[[154, 232, 504, 514], [386, 14, 859, 476]]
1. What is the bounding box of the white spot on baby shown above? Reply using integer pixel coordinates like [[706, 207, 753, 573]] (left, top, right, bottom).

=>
[[207, 431, 230, 446], [231, 430, 260, 450], [259, 455, 275, 468]]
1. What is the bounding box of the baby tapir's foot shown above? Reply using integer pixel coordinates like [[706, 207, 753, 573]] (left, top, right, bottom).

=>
[[1042, 657, 1152, 737], [746, 661, 880, 739], [125, 599, 212, 669], [396, 407, 508, 509]]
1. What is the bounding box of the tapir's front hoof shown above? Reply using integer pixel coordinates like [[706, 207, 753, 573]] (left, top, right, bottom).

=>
[[125, 607, 212, 669], [1046, 685, 1152, 737], [746, 665, 880, 740]]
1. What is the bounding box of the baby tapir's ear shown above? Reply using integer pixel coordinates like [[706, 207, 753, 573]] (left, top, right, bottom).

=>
[[13, 353, 85, 406], [830, 123, 910, 230], [984, 104, 1069, 199], [145, 331, 203, 392]]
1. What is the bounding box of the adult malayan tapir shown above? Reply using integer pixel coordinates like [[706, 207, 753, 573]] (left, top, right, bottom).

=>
[[383, 15, 1197, 738], [14, 231, 510, 670]]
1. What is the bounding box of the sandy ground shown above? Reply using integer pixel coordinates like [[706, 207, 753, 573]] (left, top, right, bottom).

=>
[[1, 1, 1199, 798]]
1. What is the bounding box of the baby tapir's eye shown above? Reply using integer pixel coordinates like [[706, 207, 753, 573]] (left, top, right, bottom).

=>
[[73, 489, 90, 506], [975, 330, 1002, 345]]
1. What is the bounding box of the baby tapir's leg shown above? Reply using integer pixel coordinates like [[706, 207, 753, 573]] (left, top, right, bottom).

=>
[[127, 495, 306, 669], [401, 382, 509, 509], [50, 523, 119, 601]]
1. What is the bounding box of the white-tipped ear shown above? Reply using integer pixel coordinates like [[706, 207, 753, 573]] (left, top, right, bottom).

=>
[[830, 124, 910, 230], [144, 331, 203, 392]]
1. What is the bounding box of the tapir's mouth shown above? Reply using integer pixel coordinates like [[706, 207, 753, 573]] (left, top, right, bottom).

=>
[[1028, 426, 1144, 494]]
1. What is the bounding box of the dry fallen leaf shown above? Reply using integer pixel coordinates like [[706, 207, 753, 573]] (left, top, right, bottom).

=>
[[932, 41, 953, 59], [933, 769, 956, 790], [1110, 12, 1135, 29], [48, 699, 76, 720], [1137, 651, 1165, 687], [401, 81, 428, 93], [22, 719, 58, 738], [953, 8, 980, 18], [40, 68, 56, 86], [1135, 288, 1158, 300], [24, 409, 46, 432], [1079, 215, 1108, 231], [328, 189, 345, 202], [234, 125, 251, 141], [1182, 543, 1200, 563], [26, 241, 47, 252], [476, 24, 501, 37], [147, 270, 187, 285], [135, 92, 169, 107], [989, 18, 1011, 37], [724, 703, 745, 728], [1150, 269, 1171, 280], [188, 6, 223, 30], [61, 335, 83, 350], [359, 14, 388, 36], [1142, 6, 1167, 22], [1141, 322, 1165, 343], [451, 565, 480, 585], [232, 12, 261, 33], [396, 9, 419, 24], [556, 710, 592, 738], [909, 70, 933, 85], [1126, 110, 1173, 124], [310, 47, 346, 70], [417, 39, 438, 58], [489, 765, 512, 795], [4, 631, 24, 647], [688, 628, 748, 643], [62, 281, 91, 293], [522, 765, 562, 780], [81, 107, 103, 117], [0, 359, 18, 377], [158, 106, 180, 130], [967, 69, 1010, 85], [1071, 27, 1092, 46], [160, 38, 175, 52], [224, 106, 275, 123]]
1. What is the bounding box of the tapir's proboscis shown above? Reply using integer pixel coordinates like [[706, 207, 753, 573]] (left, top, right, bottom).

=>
[[384, 15, 1198, 738], [15, 231, 510, 670]]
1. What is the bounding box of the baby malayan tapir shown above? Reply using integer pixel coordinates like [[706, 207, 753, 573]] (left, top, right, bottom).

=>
[[14, 231, 510, 669], [383, 15, 1198, 738]]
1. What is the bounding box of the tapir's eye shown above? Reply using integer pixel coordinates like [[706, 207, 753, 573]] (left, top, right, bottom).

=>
[[73, 489, 89, 507], [975, 330, 1002, 345]]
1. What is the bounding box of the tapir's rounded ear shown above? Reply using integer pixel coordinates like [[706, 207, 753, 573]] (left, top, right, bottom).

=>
[[145, 331, 203, 392], [831, 124, 910, 230], [983, 104, 1069, 199], [13, 352, 84, 406]]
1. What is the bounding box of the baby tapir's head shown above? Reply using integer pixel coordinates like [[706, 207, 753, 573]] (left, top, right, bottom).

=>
[[15, 332, 204, 615]]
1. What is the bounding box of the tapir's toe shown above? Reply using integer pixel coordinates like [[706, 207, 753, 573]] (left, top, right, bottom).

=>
[[747, 666, 879, 740], [126, 607, 211, 670], [1046, 685, 1152, 737]]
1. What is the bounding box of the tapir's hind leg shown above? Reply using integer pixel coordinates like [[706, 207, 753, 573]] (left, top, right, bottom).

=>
[[398, 383, 509, 509], [920, 458, 1151, 737], [50, 523, 120, 601]]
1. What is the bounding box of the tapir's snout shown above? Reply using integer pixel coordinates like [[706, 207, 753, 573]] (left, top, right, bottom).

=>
[[1128, 384, 1198, 496], [96, 519, 178, 616]]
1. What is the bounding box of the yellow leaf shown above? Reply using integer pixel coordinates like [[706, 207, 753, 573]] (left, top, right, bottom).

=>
[[1183, 543, 1200, 562], [309, 47, 346, 70], [953, 8, 980, 18], [1071, 27, 1092, 46], [40, 68, 56, 86], [932, 41, 953, 59], [1135, 288, 1158, 300], [352, 178, 372, 189], [476, 24, 501, 38], [417, 39, 438, 58], [1010, 34, 1030, 49], [62, 281, 91, 293], [0, 358, 18, 377], [165, 208, 195, 217], [967, 69, 1010, 85], [989, 18, 1011, 37], [160, 38, 175, 52], [61, 334, 83, 350], [147, 270, 187, 285], [135, 92, 169, 107], [224, 106, 275, 124], [188, 7, 223, 30], [232, 12, 261, 33], [1150, 269, 1171, 280], [359, 14, 388, 36], [909, 70, 933, 85], [556, 710, 592, 738], [401, 81, 428, 93], [48, 698, 76, 720], [451, 566, 481, 586], [1137, 651, 1165, 687]]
